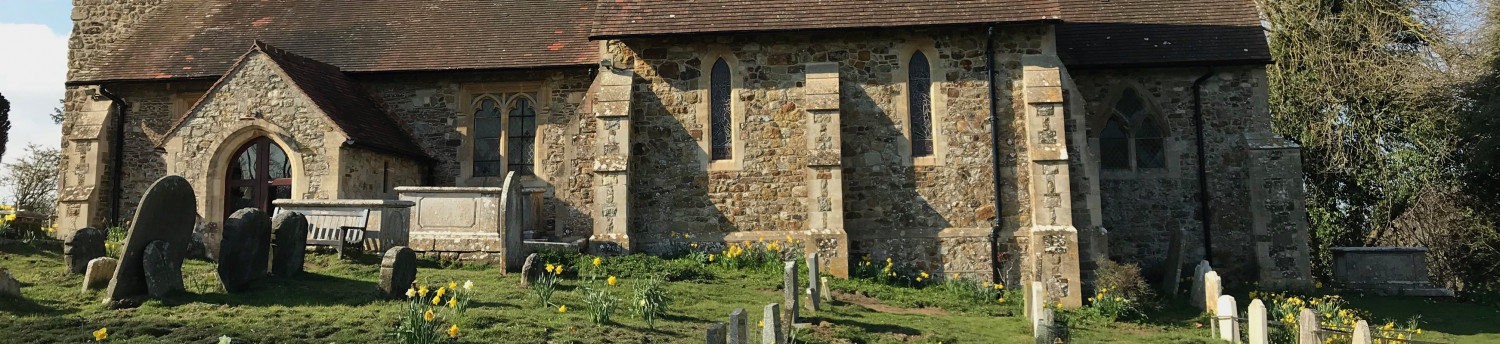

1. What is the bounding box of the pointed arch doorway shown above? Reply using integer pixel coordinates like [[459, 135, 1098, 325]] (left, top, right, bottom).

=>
[[225, 137, 293, 219]]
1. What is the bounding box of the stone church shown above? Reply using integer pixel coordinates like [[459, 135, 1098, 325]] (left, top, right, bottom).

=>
[[59, 0, 1312, 305]]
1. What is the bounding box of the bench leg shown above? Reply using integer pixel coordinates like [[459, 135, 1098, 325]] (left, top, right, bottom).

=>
[[336, 244, 345, 259]]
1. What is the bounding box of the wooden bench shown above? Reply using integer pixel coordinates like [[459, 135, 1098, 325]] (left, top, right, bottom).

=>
[[275, 207, 370, 258]]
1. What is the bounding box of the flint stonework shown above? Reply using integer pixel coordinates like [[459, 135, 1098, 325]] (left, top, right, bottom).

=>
[[104, 175, 197, 304], [64, 227, 106, 274], [379, 246, 418, 299], [271, 211, 309, 276], [142, 240, 184, 298], [218, 208, 272, 293]]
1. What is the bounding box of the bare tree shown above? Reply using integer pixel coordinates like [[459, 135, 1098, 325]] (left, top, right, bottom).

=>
[[3, 144, 60, 217], [0, 92, 10, 160]]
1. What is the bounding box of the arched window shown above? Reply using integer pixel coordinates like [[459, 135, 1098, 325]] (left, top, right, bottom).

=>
[[507, 97, 537, 176], [709, 58, 733, 160], [472, 97, 504, 177], [1101, 89, 1166, 170], [909, 51, 934, 157]]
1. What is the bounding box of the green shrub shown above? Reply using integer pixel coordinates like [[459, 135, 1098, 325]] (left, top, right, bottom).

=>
[[1094, 259, 1156, 310]]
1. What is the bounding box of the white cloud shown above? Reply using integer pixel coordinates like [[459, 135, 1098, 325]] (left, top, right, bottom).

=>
[[0, 22, 67, 200]]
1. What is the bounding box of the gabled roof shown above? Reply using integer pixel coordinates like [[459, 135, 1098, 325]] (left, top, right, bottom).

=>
[[167, 42, 432, 162], [71, 0, 598, 83], [1055, 0, 1271, 67], [589, 0, 1063, 38]]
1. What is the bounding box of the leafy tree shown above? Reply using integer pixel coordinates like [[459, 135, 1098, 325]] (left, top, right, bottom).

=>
[[3, 144, 60, 217], [0, 92, 10, 160]]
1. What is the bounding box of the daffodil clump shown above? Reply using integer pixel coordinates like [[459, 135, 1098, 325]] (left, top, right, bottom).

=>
[[387, 281, 470, 344], [1256, 291, 1425, 344], [581, 256, 621, 325], [631, 274, 672, 329], [936, 275, 1007, 303], [532, 263, 563, 307], [104, 226, 128, 258], [1081, 286, 1141, 321], [717, 237, 802, 271], [851, 255, 929, 287]]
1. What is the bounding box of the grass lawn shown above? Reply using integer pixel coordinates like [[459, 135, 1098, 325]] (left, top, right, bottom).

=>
[[2, 240, 1496, 343]]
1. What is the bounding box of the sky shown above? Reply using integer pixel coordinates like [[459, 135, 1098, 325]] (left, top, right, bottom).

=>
[[0, 0, 70, 189]]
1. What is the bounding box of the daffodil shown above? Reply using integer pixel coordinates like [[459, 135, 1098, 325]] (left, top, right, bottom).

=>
[[448, 324, 460, 338], [405, 288, 416, 298], [709, 254, 716, 262], [555, 265, 564, 274], [607, 276, 618, 286], [593, 257, 602, 266], [916, 277, 923, 282], [685, 233, 692, 239], [418, 286, 429, 297], [998, 298, 1005, 303], [546, 263, 556, 273], [93, 327, 107, 341], [558, 305, 567, 313], [690, 243, 698, 248], [1115, 297, 1123, 302], [448, 298, 457, 308], [759, 320, 764, 328], [995, 283, 1004, 290], [424, 309, 435, 322], [437, 287, 447, 297], [464, 280, 473, 290], [953, 273, 960, 279], [449, 281, 457, 290], [432, 295, 442, 306], [920, 272, 929, 279]]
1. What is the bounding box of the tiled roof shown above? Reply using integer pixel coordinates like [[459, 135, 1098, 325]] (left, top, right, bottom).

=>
[[1056, 0, 1271, 67], [589, 0, 1064, 38], [72, 0, 598, 83]]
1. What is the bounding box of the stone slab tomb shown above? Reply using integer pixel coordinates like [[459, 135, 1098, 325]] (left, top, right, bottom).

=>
[[218, 208, 272, 293], [397, 174, 525, 270], [143, 241, 184, 297], [64, 227, 106, 274], [104, 175, 196, 304], [379, 246, 417, 299], [83, 257, 118, 292], [271, 211, 309, 277], [1332, 247, 1454, 297]]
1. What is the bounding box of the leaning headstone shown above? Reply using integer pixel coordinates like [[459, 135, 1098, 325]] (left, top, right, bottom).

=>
[[1352, 320, 1373, 344], [270, 211, 309, 277], [1297, 308, 1319, 344], [782, 261, 798, 324], [1203, 271, 1222, 313], [707, 322, 727, 344], [1216, 295, 1239, 341], [729, 308, 749, 344], [378, 246, 418, 299], [82, 257, 118, 292], [142, 241, 184, 298], [762, 303, 783, 344], [104, 175, 197, 304], [64, 227, 106, 274], [217, 208, 272, 293], [1248, 299, 1269, 344], [1034, 307, 1058, 344], [1159, 230, 1185, 296], [520, 253, 539, 287], [0, 268, 19, 298], [819, 277, 831, 301], [806, 253, 820, 311], [1191, 260, 1212, 311]]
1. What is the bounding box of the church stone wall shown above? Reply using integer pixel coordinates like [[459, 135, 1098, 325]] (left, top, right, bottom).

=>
[[336, 147, 424, 200]]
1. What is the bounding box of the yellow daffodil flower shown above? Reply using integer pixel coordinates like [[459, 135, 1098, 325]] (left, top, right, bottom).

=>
[[546, 263, 556, 273], [709, 254, 715, 262], [432, 295, 442, 306], [1101, 288, 1108, 293], [1115, 297, 1123, 302], [418, 286, 429, 297], [995, 283, 1004, 290], [448, 298, 457, 308], [449, 281, 457, 290], [916, 277, 923, 282], [448, 324, 459, 338], [558, 305, 567, 313], [593, 257, 602, 266], [670, 231, 677, 238], [424, 309, 435, 322], [608, 276, 618, 286], [437, 287, 447, 298], [690, 243, 698, 248], [919, 272, 929, 279], [998, 298, 1005, 303], [953, 273, 960, 279], [93, 328, 108, 341], [685, 233, 692, 239], [555, 265, 564, 274], [759, 320, 764, 328]]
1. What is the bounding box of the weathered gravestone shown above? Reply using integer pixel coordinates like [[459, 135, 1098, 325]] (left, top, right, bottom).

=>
[[1190, 260, 1212, 311], [1034, 307, 1060, 344], [271, 211, 309, 277], [1298, 308, 1320, 344], [806, 253, 820, 311], [762, 303, 782, 344], [1203, 271, 1222, 313], [782, 261, 798, 325], [1248, 299, 1269, 344], [1159, 230, 1185, 296], [520, 253, 539, 287], [728, 308, 749, 344], [143, 241, 184, 298], [218, 208, 272, 293], [1216, 295, 1239, 341], [707, 322, 727, 344], [379, 246, 417, 299], [64, 227, 106, 274], [82, 257, 118, 292], [1353, 320, 1373, 344], [104, 175, 197, 304], [0, 268, 19, 298]]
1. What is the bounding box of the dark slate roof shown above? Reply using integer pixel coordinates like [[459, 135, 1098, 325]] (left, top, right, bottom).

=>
[[1056, 0, 1271, 67], [589, 0, 1063, 38], [169, 43, 432, 162], [71, 0, 598, 83]]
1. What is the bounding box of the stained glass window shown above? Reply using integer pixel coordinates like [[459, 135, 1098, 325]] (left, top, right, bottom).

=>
[[507, 97, 537, 176], [1102, 89, 1167, 170], [472, 98, 504, 176], [909, 51, 934, 157], [710, 58, 733, 160]]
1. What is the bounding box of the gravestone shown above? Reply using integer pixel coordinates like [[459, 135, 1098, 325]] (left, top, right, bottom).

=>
[[1203, 271, 1222, 313], [1190, 260, 1212, 311], [762, 303, 782, 344], [1216, 295, 1238, 341], [729, 308, 749, 344], [64, 227, 106, 274], [520, 253, 539, 287], [218, 208, 272, 293], [1028, 281, 1045, 322], [271, 211, 309, 276], [1297, 308, 1319, 344], [104, 175, 197, 304], [82, 257, 118, 292], [1159, 230, 1185, 296], [142, 241, 184, 298], [379, 246, 417, 299], [1248, 299, 1269, 344], [707, 322, 727, 344], [782, 261, 798, 324], [819, 277, 830, 301], [1034, 307, 1058, 344], [1352, 320, 1373, 344], [0, 268, 18, 298], [806, 253, 820, 311]]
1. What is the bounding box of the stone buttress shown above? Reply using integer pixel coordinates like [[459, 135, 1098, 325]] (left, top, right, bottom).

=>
[[802, 62, 850, 278], [591, 69, 635, 253], [1020, 54, 1084, 308]]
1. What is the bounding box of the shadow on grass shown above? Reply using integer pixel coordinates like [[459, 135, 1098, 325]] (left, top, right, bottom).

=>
[[160, 272, 379, 307], [1344, 295, 1500, 336]]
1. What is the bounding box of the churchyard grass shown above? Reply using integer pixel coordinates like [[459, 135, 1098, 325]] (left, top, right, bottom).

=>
[[3, 240, 1499, 343]]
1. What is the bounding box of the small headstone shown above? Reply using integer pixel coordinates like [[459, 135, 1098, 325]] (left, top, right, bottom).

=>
[[1159, 230, 1185, 296], [271, 211, 309, 277], [1297, 308, 1319, 344], [1034, 307, 1058, 344], [783, 261, 798, 324], [806, 253, 820, 311], [1029, 281, 1045, 323], [217, 208, 272, 293], [1216, 295, 1238, 341], [187, 231, 207, 260], [378, 246, 418, 299], [707, 322, 727, 344], [82, 257, 119, 292], [1191, 260, 1212, 311], [142, 241, 184, 298], [64, 227, 106, 274], [762, 303, 783, 344], [520, 253, 539, 287], [1352, 320, 1373, 344], [0, 268, 19, 298], [1248, 299, 1269, 344], [1203, 271, 1222, 313], [729, 308, 749, 344], [105, 175, 197, 304], [819, 277, 830, 301]]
